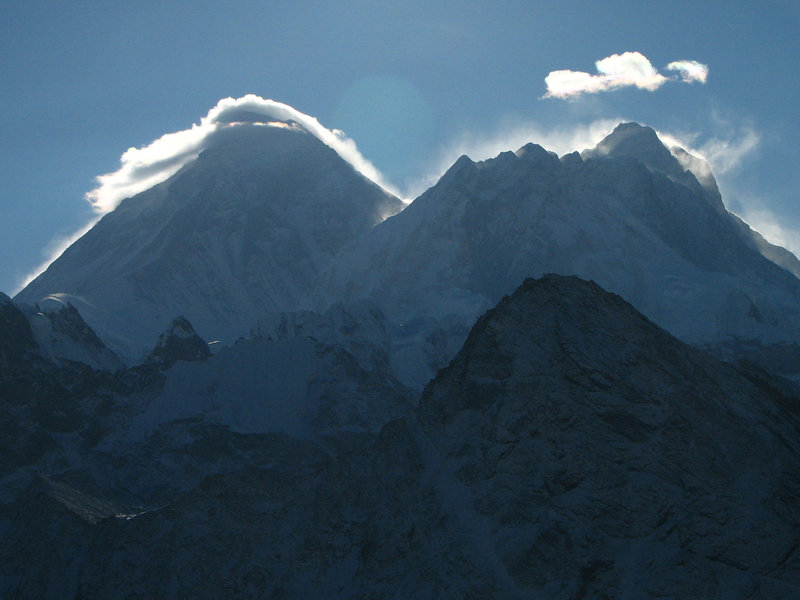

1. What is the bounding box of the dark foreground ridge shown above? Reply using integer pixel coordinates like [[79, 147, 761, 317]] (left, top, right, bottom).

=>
[[2, 274, 800, 598]]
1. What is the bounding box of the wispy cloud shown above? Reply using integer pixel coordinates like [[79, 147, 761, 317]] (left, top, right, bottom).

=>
[[695, 128, 759, 176], [544, 52, 708, 99], [87, 94, 398, 213], [655, 121, 760, 178], [737, 205, 800, 258]]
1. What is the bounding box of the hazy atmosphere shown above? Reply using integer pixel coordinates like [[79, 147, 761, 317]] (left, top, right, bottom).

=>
[[2, 1, 799, 293]]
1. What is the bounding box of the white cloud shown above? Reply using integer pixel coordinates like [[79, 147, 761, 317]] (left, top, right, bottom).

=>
[[544, 51, 708, 99], [543, 70, 609, 99], [87, 94, 399, 213], [594, 52, 667, 91], [87, 126, 209, 213], [665, 60, 709, 83]]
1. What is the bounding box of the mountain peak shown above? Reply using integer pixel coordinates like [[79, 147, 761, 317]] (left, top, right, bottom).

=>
[[145, 315, 211, 369], [585, 122, 678, 172], [16, 118, 404, 360], [584, 122, 725, 209], [200, 121, 318, 160], [438, 154, 477, 186], [415, 274, 800, 596], [514, 142, 560, 168]]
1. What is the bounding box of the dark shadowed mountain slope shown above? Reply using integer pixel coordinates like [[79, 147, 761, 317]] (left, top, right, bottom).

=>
[[3, 275, 800, 598], [416, 274, 800, 598]]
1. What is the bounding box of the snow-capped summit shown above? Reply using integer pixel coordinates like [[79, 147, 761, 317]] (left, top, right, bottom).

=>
[[1, 293, 123, 371], [586, 122, 682, 174], [13, 116, 800, 382], [16, 122, 404, 361], [591, 123, 800, 278], [584, 122, 729, 213]]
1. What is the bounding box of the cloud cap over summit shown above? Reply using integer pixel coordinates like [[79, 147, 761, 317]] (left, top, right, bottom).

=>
[[86, 95, 398, 214]]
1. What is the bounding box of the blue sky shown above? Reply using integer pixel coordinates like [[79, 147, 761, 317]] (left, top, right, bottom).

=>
[[2, 1, 799, 294]]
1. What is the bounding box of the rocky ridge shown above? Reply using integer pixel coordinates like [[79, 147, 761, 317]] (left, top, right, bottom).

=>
[[2, 275, 800, 598]]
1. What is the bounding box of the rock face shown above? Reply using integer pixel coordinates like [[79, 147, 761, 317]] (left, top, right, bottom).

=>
[[2, 275, 799, 598], [145, 315, 211, 368], [418, 274, 800, 597], [0, 293, 39, 370]]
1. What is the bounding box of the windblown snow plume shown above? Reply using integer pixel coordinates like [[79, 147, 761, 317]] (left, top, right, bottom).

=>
[[656, 121, 760, 178], [544, 52, 708, 99], [86, 95, 396, 213], [15, 218, 99, 293]]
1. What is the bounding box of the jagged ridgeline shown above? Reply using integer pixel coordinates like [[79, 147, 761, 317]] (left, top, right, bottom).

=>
[[15, 121, 800, 386], [3, 114, 800, 598]]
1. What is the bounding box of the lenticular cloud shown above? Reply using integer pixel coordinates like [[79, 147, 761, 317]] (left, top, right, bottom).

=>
[[544, 52, 708, 99], [86, 95, 396, 213]]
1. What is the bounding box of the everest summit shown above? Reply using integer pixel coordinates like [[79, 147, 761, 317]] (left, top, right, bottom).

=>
[[16, 120, 403, 361]]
